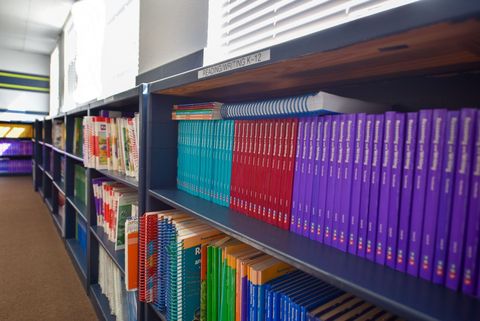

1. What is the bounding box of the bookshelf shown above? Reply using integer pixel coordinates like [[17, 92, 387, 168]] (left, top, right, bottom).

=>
[[33, 85, 146, 321], [31, 1, 480, 321], [0, 121, 34, 176]]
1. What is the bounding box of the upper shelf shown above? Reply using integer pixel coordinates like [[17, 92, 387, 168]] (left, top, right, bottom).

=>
[[89, 86, 141, 110], [149, 1, 480, 102], [149, 188, 480, 321], [95, 169, 138, 189]]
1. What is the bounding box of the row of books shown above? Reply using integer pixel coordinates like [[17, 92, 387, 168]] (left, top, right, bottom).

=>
[[172, 102, 222, 120], [0, 159, 32, 173], [83, 112, 140, 179], [98, 245, 137, 321], [52, 119, 66, 150], [176, 108, 480, 296], [177, 120, 234, 206], [92, 177, 138, 250], [0, 139, 33, 156], [137, 209, 402, 321]]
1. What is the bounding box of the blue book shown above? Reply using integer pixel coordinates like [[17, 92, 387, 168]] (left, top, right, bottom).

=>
[[324, 117, 339, 245], [332, 115, 346, 249], [290, 119, 305, 233], [309, 118, 324, 239], [303, 117, 319, 237]]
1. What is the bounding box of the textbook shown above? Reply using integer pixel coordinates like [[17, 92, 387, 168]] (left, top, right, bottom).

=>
[[221, 91, 388, 119], [125, 218, 138, 291], [172, 102, 222, 120], [73, 117, 84, 157]]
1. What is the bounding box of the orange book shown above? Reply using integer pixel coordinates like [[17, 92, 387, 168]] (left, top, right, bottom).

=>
[[125, 218, 139, 291]]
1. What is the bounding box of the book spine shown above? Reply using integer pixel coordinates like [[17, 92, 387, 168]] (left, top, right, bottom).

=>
[[447, 108, 476, 289], [376, 111, 395, 265], [315, 116, 331, 242], [283, 118, 299, 230], [258, 120, 268, 221], [463, 109, 480, 295], [324, 117, 339, 245], [332, 115, 346, 249], [408, 109, 433, 277], [386, 113, 405, 269], [420, 109, 447, 280], [303, 117, 318, 236], [251, 121, 261, 218], [263, 120, 274, 222], [274, 120, 286, 227], [310, 118, 324, 238], [396, 112, 418, 272], [339, 113, 356, 251], [432, 111, 460, 284], [366, 114, 384, 261], [295, 118, 310, 232], [357, 115, 374, 257]]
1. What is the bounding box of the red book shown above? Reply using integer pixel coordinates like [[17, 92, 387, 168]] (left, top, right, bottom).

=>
[[230, 121, 240, 210], [282, 118, 299, 230], [277, 119, 289, 228], [139, 215, 146, 301], [253, 121, 264, 220], [237, 121, 247, 214], [261, 120, 274, 222], [250, 121, 260, 218]]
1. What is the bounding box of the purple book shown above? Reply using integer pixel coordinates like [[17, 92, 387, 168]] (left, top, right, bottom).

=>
[[396, 112, 418, 272], [348, 113, 366, 255], [432, 111, 460, 284], [315, 116, 332, 242], [296, 117, 311, 233], [446, 108, 476, 290], [333, 115, 346, 248], [462, 110, 480, 295], [407, 109, 433, 277], [303, 116, 319, 237], [290, 118, 305, 233], [309, 118, 324, 239], [366, 114, 385, 261], [376, 112, 396, 265], [324, 116, 339, 246], [357, 115, 375, 257], [386, 113, 406, 269], [339, 113, 357, 251], [420, 109, 448, 280]]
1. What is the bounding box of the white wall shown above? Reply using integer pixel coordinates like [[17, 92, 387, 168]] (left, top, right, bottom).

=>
[[139, 0, 208, 74], [0, 48, 49, 121]]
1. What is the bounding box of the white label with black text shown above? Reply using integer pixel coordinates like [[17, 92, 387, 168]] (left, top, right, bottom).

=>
[[198, 50, 271, 79]]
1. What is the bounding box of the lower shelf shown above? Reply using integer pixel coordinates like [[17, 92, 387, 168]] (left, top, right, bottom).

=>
[[65, 238, 87, 283], [90, 284, 116, 321], [90, 226, 125, 275]]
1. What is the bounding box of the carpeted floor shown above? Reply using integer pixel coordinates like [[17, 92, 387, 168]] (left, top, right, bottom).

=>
[[0, 176, 98, 321]]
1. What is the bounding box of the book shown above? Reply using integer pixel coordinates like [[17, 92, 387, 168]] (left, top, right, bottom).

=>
[[407, 109, 433, 277], [221, 91, 387, 119], [125, 218, 138, 291], [420, 109, 447, 280], [332, 115, 346, 248], [396, 112, 418, 272], [324, 117, 339, 245], [172, 102, 222, 120], [73, 117, 84, 157]]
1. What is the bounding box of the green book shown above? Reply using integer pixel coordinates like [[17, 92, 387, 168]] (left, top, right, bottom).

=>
[[74, 165, 87, 205]]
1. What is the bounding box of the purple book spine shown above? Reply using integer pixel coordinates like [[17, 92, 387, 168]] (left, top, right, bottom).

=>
[[303, 117, 318, 237], [348, 113, 366, 255], [432, 111, 460, 284], [296, 117, 311, 233], [386, 113, 406, 269], [309, 118, 324, 239], [333, 115, 346, 248], [376, 112, 395, 265], [290, 118, 305, 233], [462, 110, 480, 295], [315, 116, 331, 243], [366, 114, 385, 261], [407, 109, 433, 277], [339, 114, 356, 251], [420, 109, 448, 280], [396, 112, 418, 272], [324, 116, 339, 246], [446, 108, 476, 290], [357, 115, 375, 257]]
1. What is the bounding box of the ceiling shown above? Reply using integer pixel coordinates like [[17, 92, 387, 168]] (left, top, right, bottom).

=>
[[0, 0, 74, 55]]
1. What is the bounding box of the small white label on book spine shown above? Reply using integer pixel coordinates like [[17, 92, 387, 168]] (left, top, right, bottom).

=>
[[198, 49, 271, 79]]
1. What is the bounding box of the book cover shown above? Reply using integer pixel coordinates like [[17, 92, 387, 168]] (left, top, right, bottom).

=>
[[357, 115, 374, 257], [282, 118, 299, 230], [376, 111, 395, 265], [348, 114, 366, 254], [295, 117, 311, 233], [432, 111, 460, 284], [332, 115, 346, 249], [324, 117, 339, 246], [273, 120, 286, 227], [315, 116, 331, 242], [310, 118, 324, 238], [303, 117, 318, 236], [407, 109, 433, 277], [420, 109, 447, 280], [386, 113, 405, 269], [262, 120, 274, 222], [366, 114, 384, 261], [396, 112, 418, 272], [125, 218, 139, 291], [462, 110, 480, 294], [339, 113, 357, 251]]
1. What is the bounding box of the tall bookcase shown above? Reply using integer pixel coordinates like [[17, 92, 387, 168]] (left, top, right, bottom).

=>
[[0, 121, 34, 176], [33, 1, 480, 321]]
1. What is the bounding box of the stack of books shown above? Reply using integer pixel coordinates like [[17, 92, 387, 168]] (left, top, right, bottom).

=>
[[172, 102, 222, 120], [92, 177, 137, 250], [82, 112, 140, 179], [0, 139, 33, 156], [0, 159, 31, 174], [175, 91, 480, 295]]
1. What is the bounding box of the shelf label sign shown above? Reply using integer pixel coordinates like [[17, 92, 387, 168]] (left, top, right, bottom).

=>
[[198, 50, 271, 79]]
